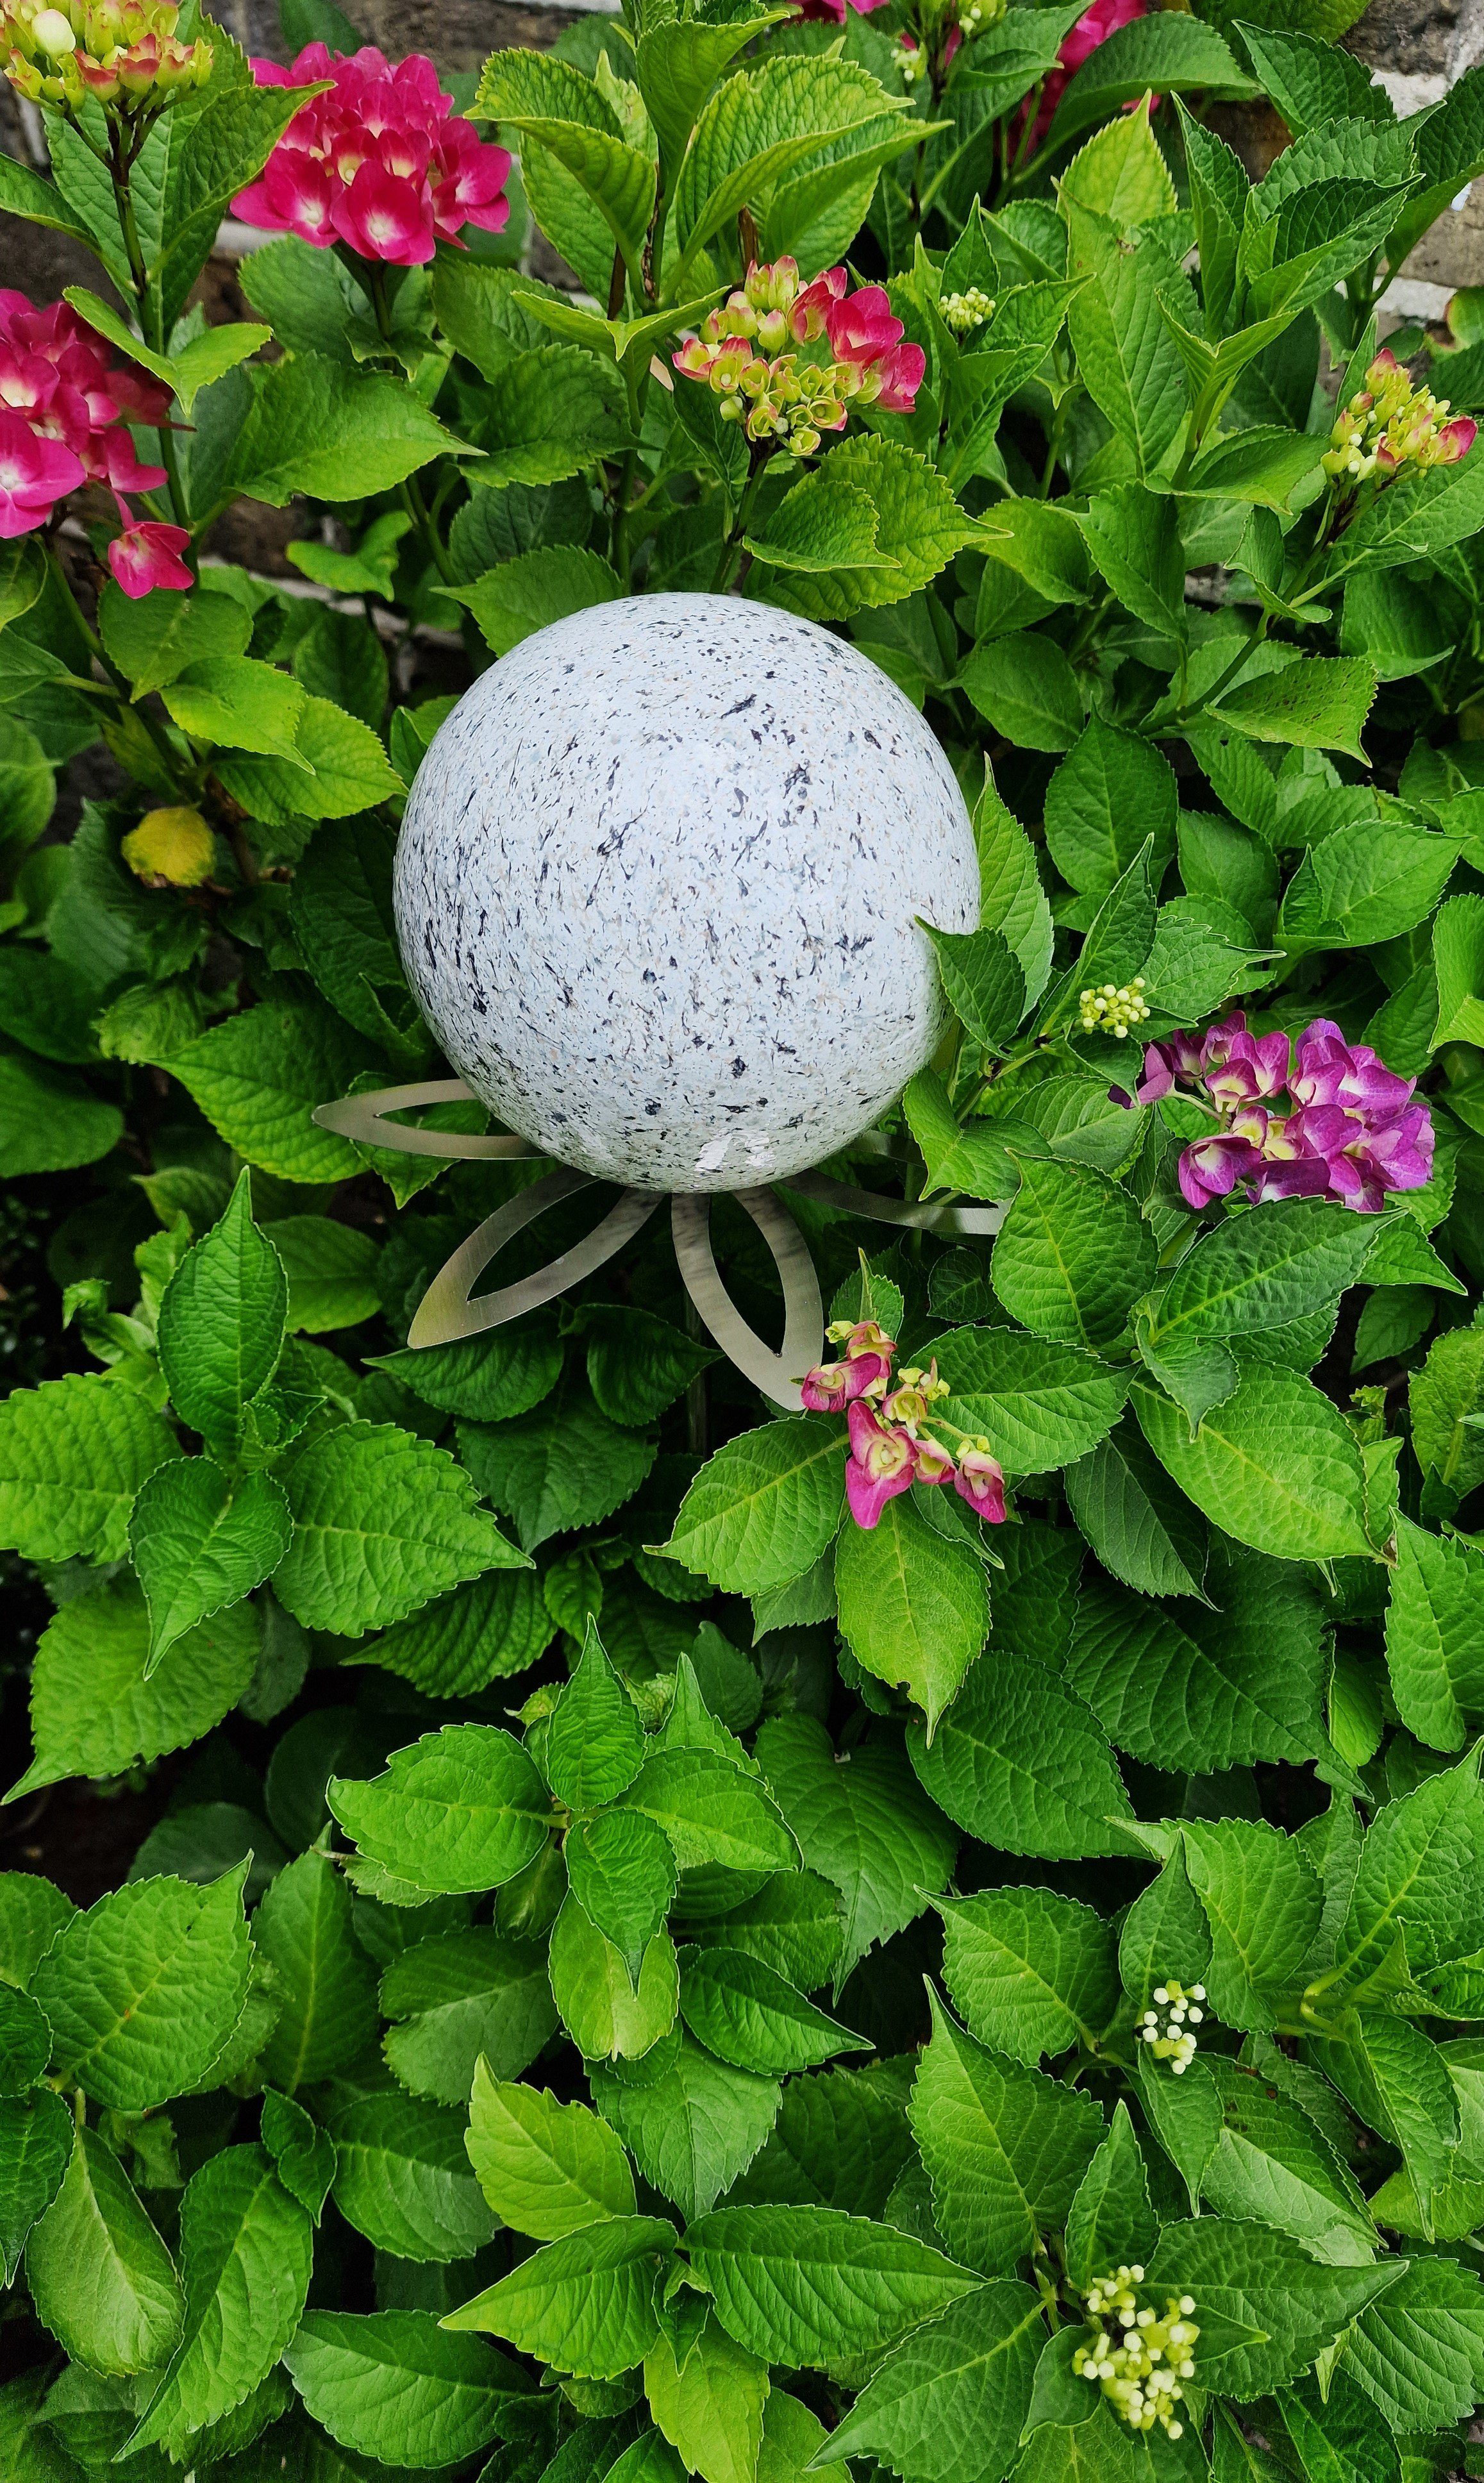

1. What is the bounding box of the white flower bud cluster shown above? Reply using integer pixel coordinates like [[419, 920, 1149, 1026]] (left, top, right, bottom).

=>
[[1072, 2271, 1199, 2438], [1078, 976, 1151, 1038], [940, 286, 994, 335], [1139, 1978, 1204, 2072]]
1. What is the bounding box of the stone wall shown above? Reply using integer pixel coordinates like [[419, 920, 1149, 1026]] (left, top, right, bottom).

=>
[[1352, 0, 1484, 314]]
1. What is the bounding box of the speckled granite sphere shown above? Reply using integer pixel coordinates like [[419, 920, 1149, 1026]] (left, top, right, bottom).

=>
[[394, 593, 980, 1193]]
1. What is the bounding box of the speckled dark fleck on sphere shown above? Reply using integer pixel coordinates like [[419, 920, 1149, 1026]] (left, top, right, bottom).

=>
[[394, 592, 979, 1192]]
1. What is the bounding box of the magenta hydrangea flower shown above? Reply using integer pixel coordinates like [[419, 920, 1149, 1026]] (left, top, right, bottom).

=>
[[0, 406, 81, 535], [1122, 1009, 1435, 1217], [1021, 0, 1147, 149], [0, 296, 186, 585], [108, 517, 192, 598], [1287, 1020, 1414, 1118], [955, 1445, 1006, 1521], [796, 1322, 1008, 1532], [1199, 1015, 1290, 1111], [846, 1400, 918, 1528], [233, 44, 512, 265], [672, 258, 924, 458], [799, 1345, 890, 1414], [1178, 1114, 1269, 1212], [794, 0, 888, 27], [1252, 1100, 1434, 1214], [913, 1436, 956, 1487]]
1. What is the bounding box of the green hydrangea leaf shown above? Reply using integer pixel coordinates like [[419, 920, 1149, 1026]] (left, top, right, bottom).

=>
[[323, 2080, 501, 2263], [938, 1885, 1120, 2068], [466, 2061, 637, 2239], [909, 1992, 1104, 2277], [444, 2213, 678, 2378], [251, 1846, 379, 2093], [129, 1458, 292, 1673], [285, 2309, 531, 2468], [329, 1723, 551, 1896], [381, 1927, 557, 2104], [678, 1944, 869, 2077], [275, 1422, 528, 1637], [813, 2277, 1044, 2483], [31, 1866, 253, 2111], [1145, 2216, 1402, 2400], [24, 2125, 182, 2379], [683, 2203, 979, 2377], [124, 2143, 313, 2459], [1131, 1367, 1375, 1562], [660, 1418, 845, 1597], [835, 1493, 988, 1737], [548, 1895, 679, 2064], [8, 1578, 260, 1802], [0, 1372, 173, 1566], [0, 2088, 74, 2287], [755, 1717, 958, 1989], [908, 1652, 1142, 1863], [591, 2032, 781, 2223]]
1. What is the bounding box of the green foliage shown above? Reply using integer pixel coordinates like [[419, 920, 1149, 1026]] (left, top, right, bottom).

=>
[[3, 7, 1484, 2479]]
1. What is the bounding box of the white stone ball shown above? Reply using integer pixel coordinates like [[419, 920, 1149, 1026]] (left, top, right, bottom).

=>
[[394, 592, 980, 1194]]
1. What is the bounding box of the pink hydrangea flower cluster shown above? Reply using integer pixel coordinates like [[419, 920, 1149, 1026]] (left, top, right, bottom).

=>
[[2, 0, 212, 114], [1129, 1012, 1434, 1215], [673, 258, 924, 460], [800, 1317, 1007, 1530], [1021, 0, 1147, 149], [1322, 346, 1476, 486], [796, 0, 887, 29], [233, 46, 512, 267], [0, 292, 188, 593]]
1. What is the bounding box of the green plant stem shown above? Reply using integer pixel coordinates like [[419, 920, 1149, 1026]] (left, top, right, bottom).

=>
[[1066, 585, 1113, 662], [108, 119, 192, 537], [1038, 398, 1068, 497], [999, 82, 1046, 197], [367, 265, 457, 587], [49, 543, 189, 792], [1183, 617, 1269, 718], [399, 474, 458, 588], [708, 455, 768, 595], [609, 449, 640, 584]]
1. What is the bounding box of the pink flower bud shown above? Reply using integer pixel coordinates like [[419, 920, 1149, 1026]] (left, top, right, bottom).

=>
[[0, 403, 81, 533], [954, 1445, 1006, 1521], [845, 1401, 917, 1528], [1178, 1127, 1265, 1211], [913, 1437, 956, 1487], [791, 267, 847, 341], [107, 515, 190, 596], [799, 1351, 888, 1413], [870, 339, 926, 414]]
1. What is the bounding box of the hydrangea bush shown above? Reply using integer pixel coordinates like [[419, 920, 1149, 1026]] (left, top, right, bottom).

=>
[[6, 0, 1484, 2477]]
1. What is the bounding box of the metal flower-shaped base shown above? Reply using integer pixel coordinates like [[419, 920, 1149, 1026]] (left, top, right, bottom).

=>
[[314, 1081, 1006, 1410]]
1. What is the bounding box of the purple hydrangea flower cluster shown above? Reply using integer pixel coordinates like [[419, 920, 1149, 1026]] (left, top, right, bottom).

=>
[[1126, 1013, 1434, 1215]]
